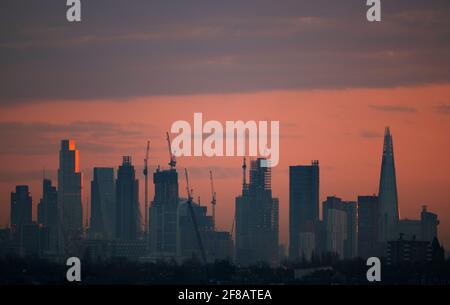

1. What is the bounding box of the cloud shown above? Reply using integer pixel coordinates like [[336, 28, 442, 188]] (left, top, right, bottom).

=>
[[0, 169, 57, 183], [166, 165, 240, 180], [369, 104, 417, 113], [434, 104, 450, 115], [1, 0, 450, 104], [360, 130, 382, 139], [0, 121, 155, 155]]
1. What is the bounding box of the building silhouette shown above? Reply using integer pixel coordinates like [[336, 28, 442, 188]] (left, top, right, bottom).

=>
[[37, 179, 58, 252], [149, 167, 179, 258], [387, 235, 433, 265], [235, 158, 279, 266], [357, 195, 380, 258], [322, 196, 357, 260], [90, 167, 115, 239], [420, 206, 439, 241], [396, 206, 439, 242], [343, 201, 357, 259], [375, 128, 440, 254], [20, 223, 40, 257], [38, 179, 58, 228], [58, 140, 83, 241], [378, 127, 399, 242], [289, 161, 320, 260], [10, 185, 32, 232], [115, 156, 140, 241], [178, 198, 233, 262]]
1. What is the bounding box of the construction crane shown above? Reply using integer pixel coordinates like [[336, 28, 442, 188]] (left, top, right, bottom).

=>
[[230, 216, 235, 238], [209, 170, 217, 231], [143, 140, 150, 235], [85, 195, 89, 234], [231, 157, 247, 239], [242, 157, 247, 189], [185, 168, 207, 265], [166, 132, 176, 169]]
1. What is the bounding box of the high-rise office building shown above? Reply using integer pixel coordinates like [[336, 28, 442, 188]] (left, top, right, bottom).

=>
[[37, 179, 58, 252], [343, 201, 358, 259], [378, 127, 399, 242], [90, 167, 115, 239], [357, 195, 380, 258], [322, 196, 358, 259], [38, 179, 58, 228], [10, 185, 32, 233], [20, 223, 40, 257], [387, 237, 433, 265], [235, 158, 279, 266], [289, 161, 319, 260], [396, 206, 440, 242], [149, 167, 179, 257], [116, 156, 140, 241], [420, 206, 439, 241], [322, 196, 347, 259], [58, 140, 83, 240]]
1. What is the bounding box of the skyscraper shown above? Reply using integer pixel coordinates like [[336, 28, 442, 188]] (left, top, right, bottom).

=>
[[357, 195, 380, 258], [90, 167, 115, 239], [343, 201, 358, 259], [322, 197, 346, 258], [235, 158, 279, 266], [149, 167, 179, 257], [10, 185, 32, 232], [37, 179, 58, 252], [289, 161, 319, 260], [37, 179, 57, 228], [116, 156, 140, 241], [322, 196, 355, 259], [58, 140, 83, 240], [378, 127, 399, 242]]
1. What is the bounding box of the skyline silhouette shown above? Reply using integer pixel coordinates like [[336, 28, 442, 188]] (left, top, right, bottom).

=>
[[0, 125, 445, 261], [0, 116, 449, 250], [0, 1, 449, 251]]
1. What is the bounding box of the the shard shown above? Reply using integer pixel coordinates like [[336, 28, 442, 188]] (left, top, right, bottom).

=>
[[378, 127, 399, 242]]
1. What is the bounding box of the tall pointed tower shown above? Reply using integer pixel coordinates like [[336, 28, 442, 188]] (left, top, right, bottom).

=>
[[378, 127, 399, 242]]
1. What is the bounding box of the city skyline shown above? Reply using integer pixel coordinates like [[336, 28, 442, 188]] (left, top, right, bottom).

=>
[[0, 122, 446, 251], [1, 0, 449, 249]]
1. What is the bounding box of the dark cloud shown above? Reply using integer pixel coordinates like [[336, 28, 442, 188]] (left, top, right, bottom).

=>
[[0, 121, 155, 155], [1, 0, 449, 104], [369, 104, 417, 113], [360, 130, 382, 139], [180, 165, 241, 180], [0, 169, 57, 183], [434, 104, 450, 115]]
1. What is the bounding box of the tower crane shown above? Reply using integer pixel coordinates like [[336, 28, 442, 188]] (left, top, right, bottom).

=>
[[230, 217, 235, 238], [242, 157, 247, 189], [209, 170, 217, 231], [185, 168, 207, 265], [143, 140, 150, 235], [166, 132, 176, 169], [231, 158, 247, 239]]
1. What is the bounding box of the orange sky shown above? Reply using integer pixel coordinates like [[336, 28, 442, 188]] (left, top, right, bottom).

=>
[[0, 84, 449, 247]]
